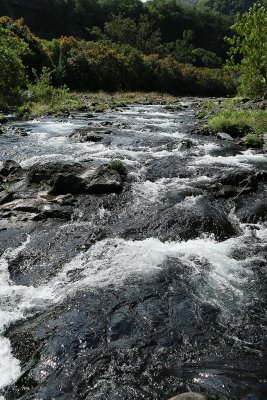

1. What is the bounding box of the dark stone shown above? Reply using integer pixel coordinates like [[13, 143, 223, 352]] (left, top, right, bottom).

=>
[[0, 160, 22, 177], [0, 192, 13, 205], [209, 171, 266, 198], [33, 205, 73, 221], [84, 166, 123, 195], [48, 174, 84, 195], [119, 196, 236, 242], [70, 127, 111, 142], [179, 140, 194, 150], [27, 162, 83, 185], [235, 190, 267, 223]]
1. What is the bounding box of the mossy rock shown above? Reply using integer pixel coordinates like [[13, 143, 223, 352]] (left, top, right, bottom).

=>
[[0, 114, 8, 123], [243, 133, 263, 148], [220, 123, 253, 137]]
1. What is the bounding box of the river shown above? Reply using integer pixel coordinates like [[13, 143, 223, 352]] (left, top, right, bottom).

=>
[[0, 100, 266, 399]]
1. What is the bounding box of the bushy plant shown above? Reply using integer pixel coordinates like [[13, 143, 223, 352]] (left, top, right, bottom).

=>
[[209, 109, 267, 137], [28, 67, 69, 104], [109, 159, 127, 174], [243, 133, 262, 147]]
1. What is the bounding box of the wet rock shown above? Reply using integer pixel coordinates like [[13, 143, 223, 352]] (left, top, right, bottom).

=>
[[12, 199, 41, 213], [179, 140, 194, 150], [4, 126, 29, 136], [0, 160, 22, 177], [191, 125, 214, 136], [235, 189, 267, 223], [48, 173, 84, 195], [33, 205, 73, 221], [120, 196, 236, 242], [209, 171, 266, 198], [83, 166, 123, 194], [100, 121, 113, 126], [169, 393, 208, 400], [27, 162, 83, 185], [53, 194, 78, 206], [217, 132, 234, 141], [0, 191, 13, 205], [70, 127, 111, 142]]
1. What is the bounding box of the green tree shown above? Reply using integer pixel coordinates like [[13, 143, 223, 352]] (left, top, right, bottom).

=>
[[226, 3, 267, 97], [0, 26, 29, 101], [104, 15, 137, 46]]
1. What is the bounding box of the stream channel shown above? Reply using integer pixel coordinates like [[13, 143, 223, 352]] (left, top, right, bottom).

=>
[[0, 99, 266, 399]]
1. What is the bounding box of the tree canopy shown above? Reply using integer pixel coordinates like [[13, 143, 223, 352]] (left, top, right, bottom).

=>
[[226, 3, 267, 97]]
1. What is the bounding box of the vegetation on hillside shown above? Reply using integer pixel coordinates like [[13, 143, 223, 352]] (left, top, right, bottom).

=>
[[0, 0, 265, 117]]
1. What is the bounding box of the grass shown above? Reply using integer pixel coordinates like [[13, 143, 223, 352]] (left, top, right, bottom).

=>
[[17, 91, 182, 119], [108, 159, 127, 175], [208, 109, 267, 138], [196, 97, 267, 148], [0, 182, 8, 191]]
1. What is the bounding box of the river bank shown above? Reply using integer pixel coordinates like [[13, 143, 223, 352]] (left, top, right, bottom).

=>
[[0, 99, 266, 399]]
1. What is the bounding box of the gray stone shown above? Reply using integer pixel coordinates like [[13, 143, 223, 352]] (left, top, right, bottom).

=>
[[70, 127, 112, 142], [217, 132, 234, 141], [83, 165, 123, 194], [168, 392, 207, 400], [27, 162, 83, 184]]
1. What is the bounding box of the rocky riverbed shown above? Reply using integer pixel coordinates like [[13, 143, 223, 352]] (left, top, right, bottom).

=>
[[0, 100, 266, 399]]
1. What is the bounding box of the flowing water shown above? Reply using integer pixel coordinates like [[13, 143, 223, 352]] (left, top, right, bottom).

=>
[[0, 100, 266, 399]]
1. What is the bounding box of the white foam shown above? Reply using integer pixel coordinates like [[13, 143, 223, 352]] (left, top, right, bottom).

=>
[[194, 152, 267, 168], [0, 223, 266, 391]]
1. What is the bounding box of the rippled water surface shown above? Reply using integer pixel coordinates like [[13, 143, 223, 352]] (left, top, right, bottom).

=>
[[0, 101, 266, 399]]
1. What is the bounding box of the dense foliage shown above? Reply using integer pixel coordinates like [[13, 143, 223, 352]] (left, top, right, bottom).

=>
[[0, 0, 238, 108], [226, 3, 267, 97], [5, 0, 265, 110]]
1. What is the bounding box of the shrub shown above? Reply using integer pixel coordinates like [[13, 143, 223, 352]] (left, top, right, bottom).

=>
[[243, 133, 263, 147], [109, 159, 126, 175]]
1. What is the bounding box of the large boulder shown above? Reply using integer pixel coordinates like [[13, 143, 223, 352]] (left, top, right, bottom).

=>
[[48, 173, 84, 195], [83, 166, 123, 194], [27, 162, 83, 185]]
